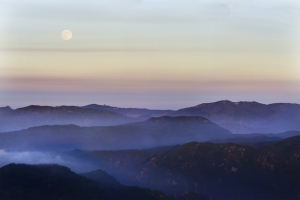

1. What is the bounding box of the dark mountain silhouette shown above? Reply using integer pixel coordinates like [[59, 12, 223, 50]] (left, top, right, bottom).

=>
[[135, 136, 300, 200], [0, 163, 170, 200], [210, 135, 283, 144], [171, 193, 210, 200], [0, 106, 12, 115], [80, 169, 122, 188], [0, 116, 232, 151], [83, 104, 172, 118], [69, 136, 300, 200], [66, 145, 180, 178], [0, 105, 137, 132], [165, 100, 300, 134], [65, 132, 299, 180]]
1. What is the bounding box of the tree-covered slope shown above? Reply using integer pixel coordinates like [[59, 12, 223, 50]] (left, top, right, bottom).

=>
[[131, 136, 300, 200], [68, 136, 300, 200]]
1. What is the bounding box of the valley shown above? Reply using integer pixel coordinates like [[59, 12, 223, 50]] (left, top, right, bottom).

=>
[[0, 100, 299, 200]]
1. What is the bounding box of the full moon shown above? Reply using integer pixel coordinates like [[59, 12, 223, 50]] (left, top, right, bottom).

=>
[[61, 30, 72, 40]]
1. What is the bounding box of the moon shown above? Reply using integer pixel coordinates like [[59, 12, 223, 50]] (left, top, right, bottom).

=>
[[61, 30, 72, 40]]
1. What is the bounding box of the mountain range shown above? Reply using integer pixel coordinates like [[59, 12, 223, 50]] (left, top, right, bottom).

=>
[[0, 105, 137, 132], [0, 100, 299, 200], [0, 106, 12, 115], [0, 116, 232, 151], [1, 100, 299, 134], [66, 136, 300, 200], [165, 100, 300, 133], [82, 104, 171, 118]]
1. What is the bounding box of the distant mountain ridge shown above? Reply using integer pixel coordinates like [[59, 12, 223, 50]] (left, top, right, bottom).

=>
[[1, 100, 299, 133], [0, 105, 137, 132], [82, 104, 172, 118], [165, 100, 300, 133], [0, 116, 232, 151], [0, 106, 12, 115]]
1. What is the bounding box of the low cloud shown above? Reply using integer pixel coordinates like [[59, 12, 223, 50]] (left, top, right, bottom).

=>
[[0, 149, 98, 173]]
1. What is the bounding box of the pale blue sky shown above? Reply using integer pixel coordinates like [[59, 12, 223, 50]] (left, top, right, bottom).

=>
[[0, 0, 299, 109]]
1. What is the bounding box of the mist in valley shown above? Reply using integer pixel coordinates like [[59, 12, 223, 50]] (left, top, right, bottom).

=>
[[0, 101, 299, 199], [1, 0, 299, 198], [0, 149, 100, 173]]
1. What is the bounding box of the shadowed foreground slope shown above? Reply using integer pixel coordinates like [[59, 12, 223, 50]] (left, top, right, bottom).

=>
[[0, 163, 168, 200]]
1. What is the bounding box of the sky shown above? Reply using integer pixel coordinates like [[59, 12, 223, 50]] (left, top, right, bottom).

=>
[[0, 0, 300, 109]]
